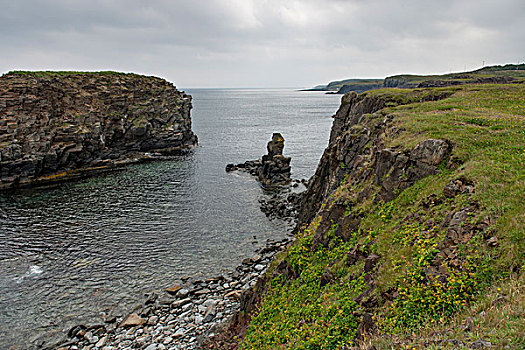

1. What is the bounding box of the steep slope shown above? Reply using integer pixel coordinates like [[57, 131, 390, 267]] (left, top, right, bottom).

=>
[[224, 82, 524, 349], [0, 71, 197, 189]]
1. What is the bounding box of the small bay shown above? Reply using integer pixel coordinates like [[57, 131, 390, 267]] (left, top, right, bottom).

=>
[[0, 89, 341, 348]]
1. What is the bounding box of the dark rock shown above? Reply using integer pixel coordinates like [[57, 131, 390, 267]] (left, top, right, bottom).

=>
[[346, 248, 366, 266], [470, 339, 492, 348], [319, 268, 335, 287], [354, 285, 375, 304], [225, 133, 291, 187], [144, 292, 158, 304], [103, 315, 117, 324], [444, 178, 475, 198], [267, 132, 285, 157], [364, 254, 381, 273], [0, 72, 198, 190], [259, 190, 303, 222], [203, 302, 217, 323], [355, 312, 374, 340], [67, 325, 86, 338]]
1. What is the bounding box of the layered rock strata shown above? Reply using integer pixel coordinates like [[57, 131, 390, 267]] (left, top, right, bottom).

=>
[[0, 71, 197, 189], [299, 90, 451, 225]]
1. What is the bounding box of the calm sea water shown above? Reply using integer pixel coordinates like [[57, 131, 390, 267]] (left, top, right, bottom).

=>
[[0, 89, 341, 348]]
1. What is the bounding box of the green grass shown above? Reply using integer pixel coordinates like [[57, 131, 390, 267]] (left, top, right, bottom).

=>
[[3, 70, 143, 78], [310, 64, 525, 92], [385, 64, 525, 86], [240, 83, 525, 349]]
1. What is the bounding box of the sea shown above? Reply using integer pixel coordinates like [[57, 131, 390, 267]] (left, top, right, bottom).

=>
[[0, 88, 341, 348]]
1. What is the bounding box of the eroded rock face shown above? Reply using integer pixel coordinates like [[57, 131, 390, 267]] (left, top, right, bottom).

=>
[[0, 71, 197, 189], [298, 91, 452, 224]]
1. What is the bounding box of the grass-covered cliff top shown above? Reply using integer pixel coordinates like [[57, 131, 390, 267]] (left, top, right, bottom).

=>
[[0, 70, 182, 94], [4, 70, 141, 78], [240, 83, 524, 349], [327, 79, 383, 90], [386, 64, 525, 85], [1, 71, 175, 86]]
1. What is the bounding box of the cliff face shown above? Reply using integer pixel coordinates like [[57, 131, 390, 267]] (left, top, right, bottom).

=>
[[298, 89, 453, 225], [225, 83, 524, 349], [0, 71, 197, 189]]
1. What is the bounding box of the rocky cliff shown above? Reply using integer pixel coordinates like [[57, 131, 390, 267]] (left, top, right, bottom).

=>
[[0, 71, 197, 189], [216, 82, 524, 349]]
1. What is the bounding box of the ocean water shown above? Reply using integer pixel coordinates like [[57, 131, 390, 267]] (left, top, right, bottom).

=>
[[0, 88, 341, 348]]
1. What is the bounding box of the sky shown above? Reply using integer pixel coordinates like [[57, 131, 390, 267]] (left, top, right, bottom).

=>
[[1, 0, 524, 88]]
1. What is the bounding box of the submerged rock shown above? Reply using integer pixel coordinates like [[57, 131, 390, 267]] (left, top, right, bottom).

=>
[[62, 237, 290, 350]]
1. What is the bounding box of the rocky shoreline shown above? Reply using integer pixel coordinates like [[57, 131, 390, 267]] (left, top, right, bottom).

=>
[[40, 237, 292, 350], [46, 133, 302, 349]]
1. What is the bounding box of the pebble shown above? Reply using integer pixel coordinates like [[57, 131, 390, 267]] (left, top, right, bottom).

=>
[[148, 315, 159, 325], [62, 237, 290, 349], [95, 336, 107, 347], [176, 289, 189, 298]]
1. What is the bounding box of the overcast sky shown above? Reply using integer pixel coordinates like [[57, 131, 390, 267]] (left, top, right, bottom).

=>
[[1, 0, 524, 88]]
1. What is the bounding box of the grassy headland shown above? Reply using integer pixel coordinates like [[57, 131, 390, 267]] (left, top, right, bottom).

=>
[[239, 82, 524, 349], [305, 64, 525, 94]]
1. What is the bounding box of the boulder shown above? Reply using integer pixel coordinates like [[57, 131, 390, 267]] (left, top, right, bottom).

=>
[[118, 313, 147, 328]]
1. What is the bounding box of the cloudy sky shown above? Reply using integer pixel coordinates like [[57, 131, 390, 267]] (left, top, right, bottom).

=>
[[1, 0, 524, 88]]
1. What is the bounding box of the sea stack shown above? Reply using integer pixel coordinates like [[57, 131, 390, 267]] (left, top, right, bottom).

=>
[[258, 133, 291, 186], [0, 71, 198, 189], [226, 132, 292, 187]]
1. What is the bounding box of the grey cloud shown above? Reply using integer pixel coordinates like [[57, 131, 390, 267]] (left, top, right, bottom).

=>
[[0, 0, 524, 87]]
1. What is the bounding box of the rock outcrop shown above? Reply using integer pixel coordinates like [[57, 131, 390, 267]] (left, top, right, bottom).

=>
[[298, 91, 451, 225], [0, 71, 197, 189], [211, 88, 459, 348], [226, 133, 291, 187]]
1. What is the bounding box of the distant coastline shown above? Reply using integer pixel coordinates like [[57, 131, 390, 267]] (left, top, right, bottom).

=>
[[302, 63, 525, 94]]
